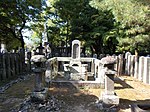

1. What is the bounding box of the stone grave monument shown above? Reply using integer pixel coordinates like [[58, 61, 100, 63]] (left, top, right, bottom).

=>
[[64, 40, 88, 80]]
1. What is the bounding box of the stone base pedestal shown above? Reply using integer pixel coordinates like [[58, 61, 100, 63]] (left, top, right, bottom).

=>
[[101, 92, 119, 107], [31, 88, 48, 103], [64, 64, 88, 80]]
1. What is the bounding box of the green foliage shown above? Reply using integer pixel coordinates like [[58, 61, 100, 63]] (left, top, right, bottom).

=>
[[0, 0, 42, 49], [2, 0, 149, 54], [90, 0, 150, 53], [47, 0, 117, 54]]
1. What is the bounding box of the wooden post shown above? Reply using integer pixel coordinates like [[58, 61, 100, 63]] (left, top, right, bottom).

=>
[[19, 51, 23, 74], [10, 53, 16, 76], [27, 51, 32, 72], [6, 53, 11, 78], [0, 53, 3, 80], [15, 53, 19, 75], [2, 53, 6, 80]]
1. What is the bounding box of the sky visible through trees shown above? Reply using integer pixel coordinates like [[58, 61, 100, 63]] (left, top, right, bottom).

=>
[[0, 0, 150, 54]]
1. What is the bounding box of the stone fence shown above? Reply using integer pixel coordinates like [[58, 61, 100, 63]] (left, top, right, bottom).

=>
[[0, 50, 31, 81], [45, 55, 124, 83], [125, 52, 150, 85]]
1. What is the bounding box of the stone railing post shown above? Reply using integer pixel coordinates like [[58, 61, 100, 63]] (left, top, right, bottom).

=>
[[27, 51, 32, 72], [138, 56, 144, 81], [143, 57, 150, 84], [134, 55, 139, 79], [125, 52, 131, 75]]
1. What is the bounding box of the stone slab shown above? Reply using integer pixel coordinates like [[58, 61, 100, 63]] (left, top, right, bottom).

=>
[[101, 93, 119, 106]]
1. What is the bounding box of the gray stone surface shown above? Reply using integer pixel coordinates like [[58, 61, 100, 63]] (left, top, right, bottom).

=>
[[31, 88, 48, 103], [31, 55, 46, 63], [101, 93, 119, 106], [127, 55, 132, 75], [71, 40, 80, 59], [125, 52, 131, 75], [134, 55, 139, 79], [143, 57, 150, 84], [130, 55, 135, 77], [105, 73, 115, 95], [101, 56, 116, 65], [139, 56, 145, 81]]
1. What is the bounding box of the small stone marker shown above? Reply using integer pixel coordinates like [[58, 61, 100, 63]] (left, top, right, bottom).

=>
[[93, 54, 97, 59]]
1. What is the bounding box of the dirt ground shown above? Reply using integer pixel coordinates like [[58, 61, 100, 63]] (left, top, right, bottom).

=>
[[0, 74, 150, 112], [0, 75, 35, 112]]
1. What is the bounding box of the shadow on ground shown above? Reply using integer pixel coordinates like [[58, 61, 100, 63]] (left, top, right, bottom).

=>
[[48, 82, 101, 112], [115, 77, 133, 89]]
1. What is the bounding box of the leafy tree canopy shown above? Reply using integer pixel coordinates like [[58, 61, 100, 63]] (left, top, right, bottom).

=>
[[90, 0, 150, 53], [0, 0, 42, 50]]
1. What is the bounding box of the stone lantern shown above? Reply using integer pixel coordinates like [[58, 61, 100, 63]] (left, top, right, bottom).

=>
[[100, 56, 119, 107], [30, 44, 48, 103]]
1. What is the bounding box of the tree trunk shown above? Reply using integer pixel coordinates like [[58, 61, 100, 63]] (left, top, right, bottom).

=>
[[20, 35, 25, 49]]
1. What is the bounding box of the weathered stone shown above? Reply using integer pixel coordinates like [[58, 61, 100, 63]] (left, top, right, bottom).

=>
[[97, 67, 107, 85], [31, 88, 48, 103], [0, 43, 7, 53], [101, 56, 116, 65], [93, 54, 97, 59], [143, 57, 150, 84], [138, 56, 145, 81], [125, 52, 131, 75], [31, 55, 46, 63], [118, 54, 123, 75], [130, 55, 135, 77], [102, 94, 119, 106], [31, 51, 48, 103], [127, 55, 132, 75], [71, 40, 80, 59], [105, 70, 116, 95], [134, 55, 139, 79]]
